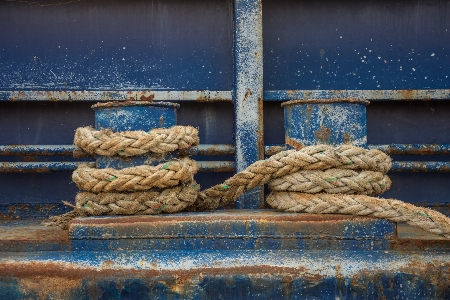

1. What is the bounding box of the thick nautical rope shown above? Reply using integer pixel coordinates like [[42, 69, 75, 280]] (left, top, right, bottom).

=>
[[268, 169, 391, 195], [72, 157, 198, 193], [197, 145, 392, 210], [74, 125, 200, 157], [75, 182, 199, 216], [266, 192, 450, 238], [44, 182, 199, 229]]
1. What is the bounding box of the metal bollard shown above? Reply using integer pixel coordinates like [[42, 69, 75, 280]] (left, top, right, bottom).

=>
[[282, 99, 369, 149], [92, 101, 180, 169]]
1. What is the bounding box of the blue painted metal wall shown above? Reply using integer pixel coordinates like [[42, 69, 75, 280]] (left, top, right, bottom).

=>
[[0, 0, 233, 91], [0, 0, 450, 298], [0, 0, 449, 214]]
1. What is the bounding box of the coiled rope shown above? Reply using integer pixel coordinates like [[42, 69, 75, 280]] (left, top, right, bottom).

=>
[[46, 126, 450, 238], [196, 145, 392, 210]]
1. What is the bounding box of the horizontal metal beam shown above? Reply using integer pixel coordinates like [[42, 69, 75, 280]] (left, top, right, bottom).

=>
[[0, 161, 235, 173], [368, 144, 450, 155], [264, 90, 450, 101], [391, 161, 450, 172], [2, 160, 449, 173], [0, 90, 232, 102], [0, 144, 236, 157], [2, 142, 449, 160], [2, 143, 449, 158], [4, 89, 448, 102], [0, 145, 76, 156]]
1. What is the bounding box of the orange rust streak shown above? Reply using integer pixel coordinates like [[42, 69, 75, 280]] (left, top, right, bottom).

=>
[[285, 138, 303, 150], [69, 212, 380, 226]]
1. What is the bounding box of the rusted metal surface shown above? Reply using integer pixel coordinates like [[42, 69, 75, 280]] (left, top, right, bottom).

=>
[[391, 223, 450, 251], [0, 204, 71, 220], [2, 89, 449, 102], [283, 99, 368, 148], [265, 144, 287, 156], [265, 143, 450, 157], [0, 250, 448, 299], [0, 162, 81, 173], [4, 143, 448, 157], [0, 145, 75, 156], [265, 89, 450, 101], [198, 161, 235, 173], [370, 144, 450, 155], [281, 98, 370, 105], [391, 161, 450, 172], [181, 144, 235, 156], [234, 0, 264, 209], [0, 90, 233, 102]]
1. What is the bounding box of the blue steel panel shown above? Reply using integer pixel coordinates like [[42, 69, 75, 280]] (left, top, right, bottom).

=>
[[234, 0, 264, 209], [263, 0, 450, 90], [367, 101, 450, 145], [283, 99, 368, 148], [0, 0, 233, 91]]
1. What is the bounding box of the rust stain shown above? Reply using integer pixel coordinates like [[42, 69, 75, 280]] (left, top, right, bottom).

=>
[[92, 101, 155, 108], [139, 94, 155, 102], [305, 104, 312, 127], [0, 260, 313, 283], [8, 204, 32, 214], [0, 163, 51, 173], [265, 145, 287, 156], [258, 97, 264, 159], [281, 98, 369, 106], [343, 132, 351, 144], [72, 148, 91, 158], [243, 88, 253, 104], [285, 138, 303, 150], [20, 276, 82, 300], [385, 145, 449, 156], [399, 89, 415, 100], [314, 126, 331, 144], [23, 156, 36, 162], [69, 212, 380, 226]]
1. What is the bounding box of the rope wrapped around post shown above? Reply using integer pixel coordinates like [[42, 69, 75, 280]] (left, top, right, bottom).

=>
[[72, 158, 198, 192], [45, 125, 201, 229], [75, 125, 200, 156], [196, 145, 392, 210], [46, 123, 450, 239]]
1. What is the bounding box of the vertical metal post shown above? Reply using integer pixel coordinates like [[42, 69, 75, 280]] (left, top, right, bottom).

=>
[[233, 0, 264, 208]]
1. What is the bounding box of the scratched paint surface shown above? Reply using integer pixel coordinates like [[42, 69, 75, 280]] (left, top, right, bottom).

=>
[[283, 100, 368, 148], [0, 250, 449, 299], [0, 0, 233, 91], [234, 0, 264, 208], [263, 0, 450, 90]]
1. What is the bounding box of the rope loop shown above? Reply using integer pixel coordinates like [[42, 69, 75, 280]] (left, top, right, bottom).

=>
[[74, 125, 200, 157], [72, 157, 198, 193]]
